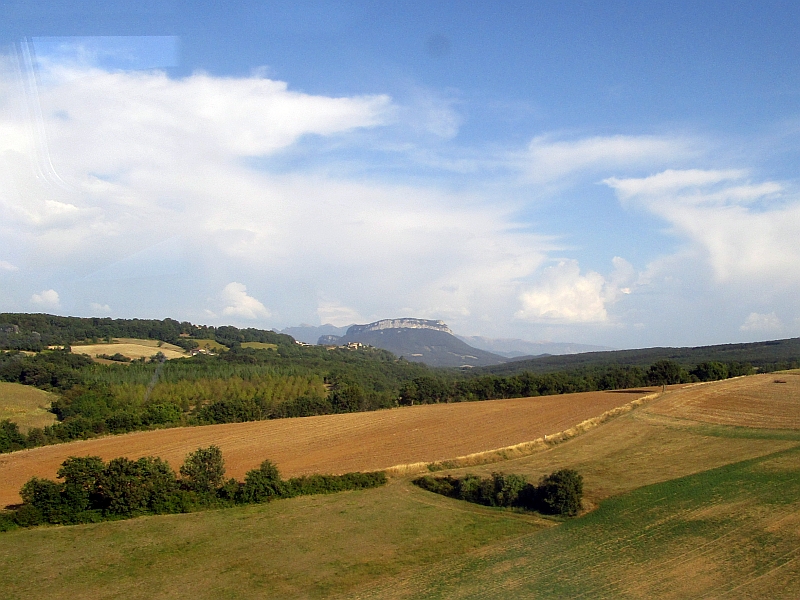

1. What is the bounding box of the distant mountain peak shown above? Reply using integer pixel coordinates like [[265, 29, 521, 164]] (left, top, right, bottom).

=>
[[347, 318, 453, 336]]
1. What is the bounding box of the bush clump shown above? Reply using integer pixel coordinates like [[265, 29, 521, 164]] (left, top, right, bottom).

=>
[[5, 446, 387, 531], [413, 468, 583, 517]]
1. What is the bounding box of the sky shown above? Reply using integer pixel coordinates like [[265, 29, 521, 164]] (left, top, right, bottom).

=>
[[1, 1, 800, 349]]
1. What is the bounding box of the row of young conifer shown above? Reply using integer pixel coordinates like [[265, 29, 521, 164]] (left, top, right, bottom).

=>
[[0, 446, 386, 531]]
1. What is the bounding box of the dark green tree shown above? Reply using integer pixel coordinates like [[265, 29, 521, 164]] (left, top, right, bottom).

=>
[[537, 469, 583, 516], [647, 359, 687, 386], [100, 456, 178, 515], [240, 459, 283, 503], [57, 456, 104, 513], [20, 477, 64, 523], [179, 445, 225, 494]]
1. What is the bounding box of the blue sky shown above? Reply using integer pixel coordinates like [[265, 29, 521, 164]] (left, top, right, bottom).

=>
[[1, 1, 800, 348]]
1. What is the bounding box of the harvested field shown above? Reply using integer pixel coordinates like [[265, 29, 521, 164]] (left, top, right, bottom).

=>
[[70, 338, 187, 361], [0, 389, 650, 507], [241, 341, 277, 350], [646, 370, 800, 429], [0, 382, 56, 432], [442, 404, 798, 504], [190, 339, 227, 352], [356, 446, 800, 599]]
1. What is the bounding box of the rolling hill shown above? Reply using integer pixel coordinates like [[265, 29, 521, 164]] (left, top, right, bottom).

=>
[[479, 336, 800, 375]]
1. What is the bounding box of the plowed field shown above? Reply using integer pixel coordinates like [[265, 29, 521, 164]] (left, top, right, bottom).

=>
[[0, 389, 650, 507], [646, 371, 800, 429]]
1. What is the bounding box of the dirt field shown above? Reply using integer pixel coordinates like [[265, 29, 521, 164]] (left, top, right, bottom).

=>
[[0, 389, 648, 507], [0, 383, 56, 432], [70, 338, 187, 361], [646, 370, 800, 429]]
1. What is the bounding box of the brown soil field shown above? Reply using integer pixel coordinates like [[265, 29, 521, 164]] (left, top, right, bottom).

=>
[[70, 338, 187, 361], [0, 382, 57, 432], [645, 370, 800, 429], [0, 389, 649, 508]]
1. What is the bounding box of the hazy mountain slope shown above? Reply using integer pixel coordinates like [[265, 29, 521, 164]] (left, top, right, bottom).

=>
[[478, 337, 800, 375], [455, 335, 615, 358]]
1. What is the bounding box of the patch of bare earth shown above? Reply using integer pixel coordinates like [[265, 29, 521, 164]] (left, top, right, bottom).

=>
[[0, 389, 648, 507]]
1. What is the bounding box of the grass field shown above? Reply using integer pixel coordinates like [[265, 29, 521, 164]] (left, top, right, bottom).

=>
[[189, 339, 227, 352], [70, 338, 187, 361], [0, 382, 56, 432], [1, 375, 799, 598], [355, 446, 800, 599], [241, 341, 278, 350], [0, 389, 648, 507]]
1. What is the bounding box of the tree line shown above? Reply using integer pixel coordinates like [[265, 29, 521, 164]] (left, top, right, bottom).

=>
[[0, 349, 764, 455], [0, 446, 386, 531], [399, 359, 755, 405], [414, 468, 584, 516]]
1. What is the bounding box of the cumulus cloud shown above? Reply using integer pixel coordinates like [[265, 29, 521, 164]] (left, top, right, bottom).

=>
[[604, 169, 800, 282], [221, 282, 271, 320], [740, 312, 782, 333], [317, 300, 363, 327], [0, 51, 557, 333], [31, 289, 60, 308], [90, 302, 112, 314], [515, 258, 635, 324], [0, 260, 18, 271]]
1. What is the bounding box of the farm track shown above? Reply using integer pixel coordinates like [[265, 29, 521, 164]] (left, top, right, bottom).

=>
[[0, 389, 650, 507]]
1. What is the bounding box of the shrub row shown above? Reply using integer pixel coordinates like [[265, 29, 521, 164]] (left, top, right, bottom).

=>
[[0, 446, 387, 531], [413, 469, 584, 516]]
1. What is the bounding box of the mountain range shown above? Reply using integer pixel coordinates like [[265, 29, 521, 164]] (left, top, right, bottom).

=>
[[280, 322, 613, 362]]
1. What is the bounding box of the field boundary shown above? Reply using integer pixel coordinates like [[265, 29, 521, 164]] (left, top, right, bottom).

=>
[[385, 392, 660, 477]]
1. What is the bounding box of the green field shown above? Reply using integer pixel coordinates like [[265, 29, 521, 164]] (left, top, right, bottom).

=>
[[241, 341, 278, 350], [1, 384, 799, 598], [0, 382, 56, 432]]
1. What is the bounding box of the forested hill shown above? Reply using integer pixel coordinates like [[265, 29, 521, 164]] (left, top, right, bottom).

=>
[[479, 337, 800, 376], [0, 313, 293, 351]]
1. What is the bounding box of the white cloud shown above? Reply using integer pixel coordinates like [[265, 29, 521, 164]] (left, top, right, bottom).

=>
[[740, 312, 782, 333], [523, 134, 698, 184], [36, 67, 392, 164], [90, 302, 111, 314], [31, 289, 60, 308], [317, 300, 363, 327], [515, 258, 635, 324], [221, 282, 271, 320], [604, 169, 800, 282], [0, 260, 18, 271]]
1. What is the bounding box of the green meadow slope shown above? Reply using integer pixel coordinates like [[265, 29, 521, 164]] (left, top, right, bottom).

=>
[[1, 376, 799, 599]]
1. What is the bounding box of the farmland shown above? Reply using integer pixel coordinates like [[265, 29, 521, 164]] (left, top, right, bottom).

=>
[[646, 371, 800, 429], [70, 338, 188, 361], [0, 373, 799, 598], [0, 383, 57, 432], [0, 388, 649, 507]]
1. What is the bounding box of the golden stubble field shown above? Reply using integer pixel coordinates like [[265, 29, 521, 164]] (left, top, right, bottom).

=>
[[0, 389, 649, 507], [70, 338, 187, 361], [645, 371, 800, 429], [0, 382, 57, 432]]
